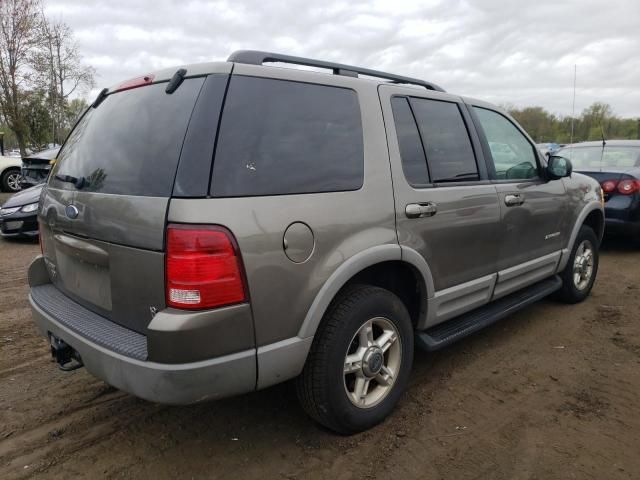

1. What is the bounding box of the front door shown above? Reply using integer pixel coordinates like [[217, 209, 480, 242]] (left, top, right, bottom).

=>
[[468, 104, 567, 298], [379, 86, 502, 326]]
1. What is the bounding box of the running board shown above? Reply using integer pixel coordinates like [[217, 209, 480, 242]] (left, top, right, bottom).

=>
[[416, 275, 562, 352]]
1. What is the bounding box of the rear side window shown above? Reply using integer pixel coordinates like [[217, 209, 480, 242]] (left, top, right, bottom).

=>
[[50, 78, 205, 197], [212, 76, 363, 197], [410, 98, 478, 183], [391, 97, 429, 186]]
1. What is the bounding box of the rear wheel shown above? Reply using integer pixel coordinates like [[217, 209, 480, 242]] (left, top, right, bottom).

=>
[[555, 225, 599, 303], [296, 284, 414, 434], [1, 168, 22, 192]]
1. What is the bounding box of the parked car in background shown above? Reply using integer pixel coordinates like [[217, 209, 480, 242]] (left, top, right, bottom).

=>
[[21, 147, 59, 189], [0, 154, 23, 192], [555, 140, 640, 241], [0, 183, 42, 238], [5, 149, 22, 157], [536, 143, 564, 157], [27, 51, 604, 434]]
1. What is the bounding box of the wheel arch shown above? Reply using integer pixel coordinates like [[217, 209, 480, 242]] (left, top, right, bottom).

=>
[[558, 201, 604, 272], [1, 165, 21, 175], [297, 244, 433, 339], [583, 208, 604, 243]]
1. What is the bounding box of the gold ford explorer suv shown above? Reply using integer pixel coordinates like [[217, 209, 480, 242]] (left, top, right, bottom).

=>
[[28, 51, 604, 434]]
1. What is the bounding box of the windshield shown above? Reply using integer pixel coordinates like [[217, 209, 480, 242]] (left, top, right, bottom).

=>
[[557, 146, 640, 169], [49, 78, 205, 197]]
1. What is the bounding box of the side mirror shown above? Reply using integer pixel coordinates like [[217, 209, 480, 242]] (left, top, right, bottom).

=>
[[547, 155, 572, 180]]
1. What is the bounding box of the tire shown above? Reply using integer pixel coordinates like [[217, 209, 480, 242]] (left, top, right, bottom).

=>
[[296, 284, 414, 434], [555, 225, 599, 304], [1, 168, 22, 192]]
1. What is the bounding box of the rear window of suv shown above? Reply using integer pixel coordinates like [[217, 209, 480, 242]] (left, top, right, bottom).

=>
[[211, 76, 364, 197], [49, 78, 205, 197]]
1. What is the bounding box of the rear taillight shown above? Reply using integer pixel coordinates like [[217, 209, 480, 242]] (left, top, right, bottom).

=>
[[601, 180, 617, 193], [600, 179, 640, 195], [166, 224, 246, 310], [617, 179, 640, 195]]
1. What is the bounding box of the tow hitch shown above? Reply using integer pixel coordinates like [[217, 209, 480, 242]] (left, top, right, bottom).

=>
[[49, 334, 84, 371]]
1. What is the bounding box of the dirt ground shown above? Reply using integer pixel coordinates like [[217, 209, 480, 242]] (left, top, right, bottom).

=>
[[1, 192, 639, 479]]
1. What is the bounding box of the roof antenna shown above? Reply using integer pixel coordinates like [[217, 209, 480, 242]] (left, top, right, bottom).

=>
[[598, 123, 607, 169], [570, 64, 576, 146]]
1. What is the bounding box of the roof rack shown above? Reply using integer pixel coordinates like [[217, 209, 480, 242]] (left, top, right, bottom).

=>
[[227, 50, 445, 92]]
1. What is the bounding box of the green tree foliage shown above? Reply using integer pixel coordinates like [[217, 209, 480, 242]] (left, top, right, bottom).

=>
[[509, 102, 639, 144], [0, 0, 43, 155], [0, 0, 94, 154], [22, 88, 52, 147]]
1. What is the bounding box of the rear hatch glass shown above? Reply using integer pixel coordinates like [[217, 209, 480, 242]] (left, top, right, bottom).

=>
[[41, 78, 206, 333], [50, 79, 205, 196]]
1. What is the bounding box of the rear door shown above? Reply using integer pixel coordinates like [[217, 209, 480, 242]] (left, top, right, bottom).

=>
[[468, 103, 567, 298], [39, 73, 217, 333], [379, 85, 501, 326]]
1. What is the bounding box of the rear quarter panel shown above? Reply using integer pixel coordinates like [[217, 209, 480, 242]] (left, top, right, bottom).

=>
[[168, 67, 397, 346]]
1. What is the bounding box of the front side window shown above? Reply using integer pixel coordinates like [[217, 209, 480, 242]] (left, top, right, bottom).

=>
[[474, 107, 539, 181], [211, 76, 364, 197], [409, 98, 478, 183]]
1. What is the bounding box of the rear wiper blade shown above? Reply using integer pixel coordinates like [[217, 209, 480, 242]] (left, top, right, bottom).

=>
[[55, 174, 86, 189], [165, 68, 187, 94], [92, 88, 108, 109]]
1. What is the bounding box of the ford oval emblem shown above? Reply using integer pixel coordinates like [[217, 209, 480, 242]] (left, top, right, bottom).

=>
[[65, 204, 79, 219]]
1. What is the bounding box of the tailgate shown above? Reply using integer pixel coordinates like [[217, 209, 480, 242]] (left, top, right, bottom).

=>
[[39, 76, 208, 333], [39, 190, 167, 333]]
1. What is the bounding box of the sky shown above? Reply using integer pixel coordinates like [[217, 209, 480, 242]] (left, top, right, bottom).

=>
[[44, 0, 640, 118]]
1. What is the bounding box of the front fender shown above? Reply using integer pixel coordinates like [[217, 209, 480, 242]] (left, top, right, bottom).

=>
[[557, 200, 604, 271]]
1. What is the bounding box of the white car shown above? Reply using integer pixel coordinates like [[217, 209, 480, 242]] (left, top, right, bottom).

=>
[[0, 155, 23, 192]]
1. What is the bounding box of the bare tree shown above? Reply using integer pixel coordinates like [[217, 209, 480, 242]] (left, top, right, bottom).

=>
[[0, 0, 43, 155], [38, 17, 95, 144]]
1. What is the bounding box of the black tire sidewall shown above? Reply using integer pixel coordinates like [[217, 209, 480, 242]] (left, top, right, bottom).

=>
[[322, 287, 414, 433]]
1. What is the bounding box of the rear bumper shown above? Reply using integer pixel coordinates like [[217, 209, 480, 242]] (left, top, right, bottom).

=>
[[604, 217, 640, 237], [603, 195, 640, 238], [27, 254, 313, 403], [29, 285, 258, 405]]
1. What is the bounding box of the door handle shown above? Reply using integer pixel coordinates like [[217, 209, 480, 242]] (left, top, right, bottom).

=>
[[405, 202, 437, 219], [504, 194, 524, 207]]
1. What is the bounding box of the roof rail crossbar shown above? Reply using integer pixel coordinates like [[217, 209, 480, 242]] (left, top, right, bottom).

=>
[[227, 50, 445, 92]]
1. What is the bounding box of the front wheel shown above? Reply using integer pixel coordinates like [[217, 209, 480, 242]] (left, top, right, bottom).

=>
[[296, 284, 414, 434], [555, 225, 599, 303], [1, 168, 22, 192]]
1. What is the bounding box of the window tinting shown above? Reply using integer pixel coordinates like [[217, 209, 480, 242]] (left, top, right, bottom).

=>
[[212, 76, 364, 197], [473, 107, 538, 180], [410, 98, 478, 182], [50, 78, 205, 197], [391, 97, 429, 186]]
